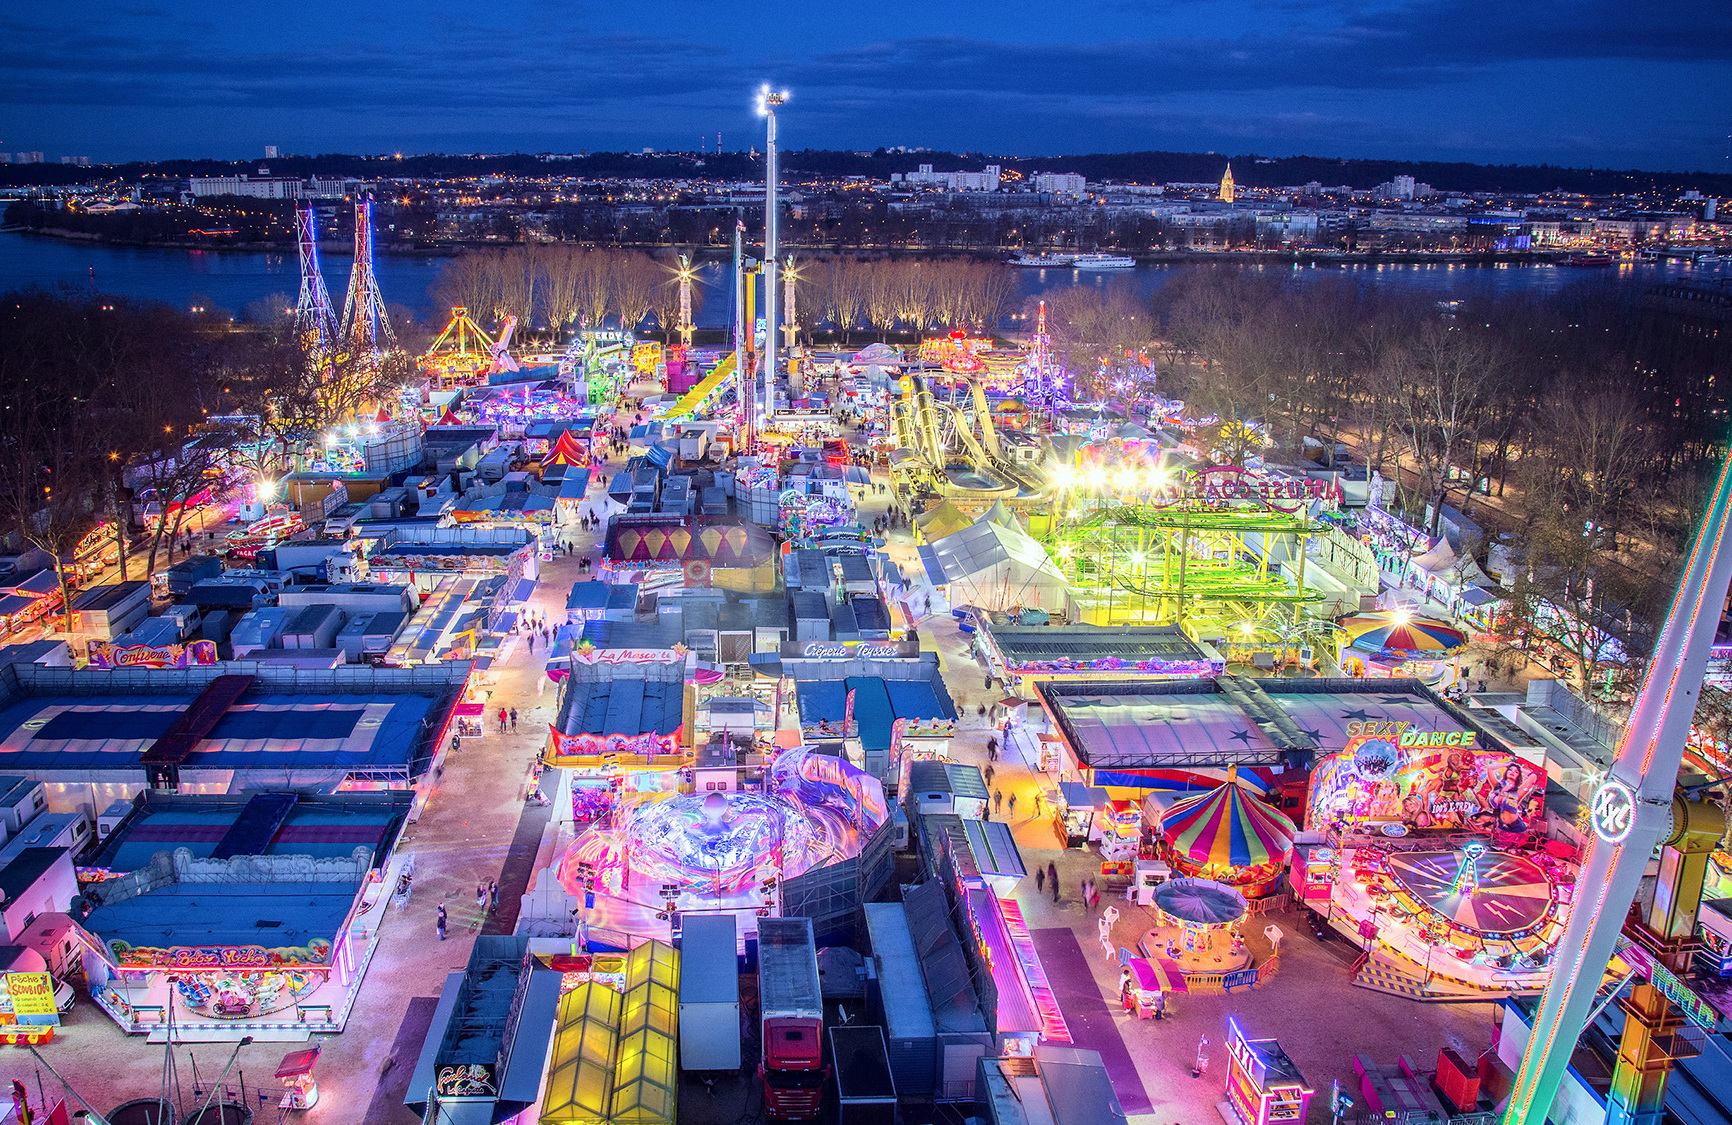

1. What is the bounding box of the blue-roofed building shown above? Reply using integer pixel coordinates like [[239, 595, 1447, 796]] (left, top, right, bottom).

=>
[[545, 636, 687, 770], [794, 667, 958, 783], [0, 662, 468, 820], [83, 790, 414, 876], [77, 840, 389, 1037]]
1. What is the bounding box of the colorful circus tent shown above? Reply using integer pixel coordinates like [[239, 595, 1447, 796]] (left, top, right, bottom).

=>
[[544, 429, 587, 466], [1158, 779, 1295, 895], [1337, 610, 1468, 658]]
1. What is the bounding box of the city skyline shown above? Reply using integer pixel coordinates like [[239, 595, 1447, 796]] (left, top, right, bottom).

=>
[[2, 0, 1729, 170]]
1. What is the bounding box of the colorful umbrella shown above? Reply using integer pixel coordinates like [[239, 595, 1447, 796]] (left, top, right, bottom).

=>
[[1161, 782, 1296, 871], [1337, 610, 1468, 657], [1152, 877, 1249, 927]]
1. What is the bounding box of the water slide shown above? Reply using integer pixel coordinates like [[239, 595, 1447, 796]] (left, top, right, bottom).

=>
[[665, 351, 738, 421], [968, 378, 1002, 458]]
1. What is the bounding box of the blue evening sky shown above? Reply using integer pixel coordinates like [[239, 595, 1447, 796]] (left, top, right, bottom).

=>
[[2, 0, 1728, 169]]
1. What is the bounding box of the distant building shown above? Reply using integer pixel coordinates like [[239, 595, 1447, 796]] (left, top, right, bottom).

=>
[[1219, 164, 1235, 203], [188, 174, 304, 199], [57, 156, 90, 167], [1393, 174, 1416, 200], [897, 163, 1002, 192], [15, 152, 43, 165], [0, 154, 11, 164], [264, 145, 279, 159], [1032, 172, 1087, 195]]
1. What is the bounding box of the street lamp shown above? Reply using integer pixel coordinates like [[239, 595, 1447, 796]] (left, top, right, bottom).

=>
[[756, 85, 788, 431]]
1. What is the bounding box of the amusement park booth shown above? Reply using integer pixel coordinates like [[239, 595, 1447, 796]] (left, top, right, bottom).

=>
[[979, 624, 1225, 691], [77, 842, 387, 1037]]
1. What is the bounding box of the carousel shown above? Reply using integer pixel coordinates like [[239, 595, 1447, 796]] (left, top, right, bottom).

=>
[[1158, 779, 1297, 898], [1135, 877, 1272, 991]]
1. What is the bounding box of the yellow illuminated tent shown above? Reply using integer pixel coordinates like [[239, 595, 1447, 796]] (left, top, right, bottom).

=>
[[541, 941, 680, 1125]]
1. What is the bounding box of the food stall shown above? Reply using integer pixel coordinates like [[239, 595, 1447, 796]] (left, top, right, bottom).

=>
[[275, 1046, 321, 1110], [1055, 782, 1111, 847], [1224, 1019, 1314, 1125], [1116, 954, 1186, 1020]]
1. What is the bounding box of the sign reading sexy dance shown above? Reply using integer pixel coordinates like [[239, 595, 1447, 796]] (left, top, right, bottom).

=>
[[1307, 720, 1546, 833], [86, 639, 219, 670]]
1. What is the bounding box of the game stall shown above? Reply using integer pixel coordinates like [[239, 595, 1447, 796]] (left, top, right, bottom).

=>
[[1223, 1019, 1314, 1125]]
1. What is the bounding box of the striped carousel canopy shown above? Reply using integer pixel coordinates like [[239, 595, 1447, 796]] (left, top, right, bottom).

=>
[[1160, 780, 1296, 870]]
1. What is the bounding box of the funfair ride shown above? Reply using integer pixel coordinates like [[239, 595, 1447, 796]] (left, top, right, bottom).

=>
[[890, 373, 1029, 500], [1043, 462, 1338, 629], [340, 198, 395, 360], [1505, 441, 1732, 1125], [293, 207, 339, 355], [421, 306, 498, 385], [552, 746, 888, 941]]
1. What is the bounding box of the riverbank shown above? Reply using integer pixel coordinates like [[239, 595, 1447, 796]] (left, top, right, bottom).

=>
[[2, 225, 1606, 268]]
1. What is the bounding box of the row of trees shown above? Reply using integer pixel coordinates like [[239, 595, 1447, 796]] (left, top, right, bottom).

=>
[[428, 248, 1020, 342], [432, 246, 682, 340], [0, 292, 408, 628], [1130, 268, 1732, 697]]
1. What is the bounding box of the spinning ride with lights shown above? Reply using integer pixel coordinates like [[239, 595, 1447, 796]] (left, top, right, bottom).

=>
[[553, 747, 888, 938]]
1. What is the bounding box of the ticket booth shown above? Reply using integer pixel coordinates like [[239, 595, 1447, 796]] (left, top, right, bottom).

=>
[[1056, 782, 1110, 847], [1134, 858, 1173, 906]]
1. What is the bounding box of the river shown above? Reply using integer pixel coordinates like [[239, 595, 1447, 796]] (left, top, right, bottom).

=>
[[1, 231, 1724, 329]]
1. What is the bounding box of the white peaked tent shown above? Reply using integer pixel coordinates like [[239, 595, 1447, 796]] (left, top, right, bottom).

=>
[[852, 342, 902, 366], [918, 512, 1071, 613]]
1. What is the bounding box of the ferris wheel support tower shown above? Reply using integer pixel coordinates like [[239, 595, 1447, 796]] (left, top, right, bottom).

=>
[[1504, 440, 1732, 1125]]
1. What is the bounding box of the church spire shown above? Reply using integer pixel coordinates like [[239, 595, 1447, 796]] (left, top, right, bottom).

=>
[[1219, 163, 1236, 203]]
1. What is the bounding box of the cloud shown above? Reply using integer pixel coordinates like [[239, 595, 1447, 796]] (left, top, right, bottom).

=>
[[0, 0, 1726, 165]]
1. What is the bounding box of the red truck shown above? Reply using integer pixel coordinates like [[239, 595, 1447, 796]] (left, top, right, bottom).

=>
[[758, 917, 826, 1120]]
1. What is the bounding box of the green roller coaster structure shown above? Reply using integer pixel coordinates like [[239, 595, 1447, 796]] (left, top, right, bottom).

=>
[[1042, 502, 1331, 630]]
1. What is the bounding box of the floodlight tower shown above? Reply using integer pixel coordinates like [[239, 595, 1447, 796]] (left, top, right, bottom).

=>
[[1504, 440, 1732, 1125], [757, 86, 787, 432]]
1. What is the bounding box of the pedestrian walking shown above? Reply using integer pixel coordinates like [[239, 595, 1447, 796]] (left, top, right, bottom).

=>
[[510, 708, 519, 732], [498, 707, 508, 733], [993, 789, 1003, 814], [437, 903, 448, 941], [1007, 792, 1018, 818], [477, 882, 487, 910], [987, 736, 998, 761], [983, 764, 995, 788], [1035, 866, 1046, 893], [1032, 793, 1044, 818], [489, 880, 499, 910]]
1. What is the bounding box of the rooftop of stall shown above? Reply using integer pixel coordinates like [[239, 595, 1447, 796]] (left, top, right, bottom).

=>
[[406, 935, 561, 1121], [1038, 675, 1497, 776], [83, 790, 414, 875], [975, 1045, 1130, 1125], [0, 662, 467, 797], [982, 623, 1223, 680], [566, 580, 610, 615], [80, 864, 362, 961]]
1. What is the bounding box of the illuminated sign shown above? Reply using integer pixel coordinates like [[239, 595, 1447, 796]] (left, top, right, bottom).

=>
[[780, 638, 929, 660], [2, 972, 58, 1025], [108, 938, 334, 970], [86, 639, 219, 670], [1343, 720, 1479, 748], [571, 646, 684, 666], [436, 1063, 498, 1097], [1590, 778, 1637, 844], [1651, 960, 1718, 1028]]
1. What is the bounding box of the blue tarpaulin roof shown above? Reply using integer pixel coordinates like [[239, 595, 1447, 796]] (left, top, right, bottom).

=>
[[0, 693, 437, 772]]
